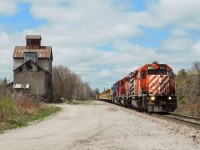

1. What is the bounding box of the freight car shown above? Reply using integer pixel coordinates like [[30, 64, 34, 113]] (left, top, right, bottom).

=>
[[99, 89, 112, 100], [111, 63, 177, 113]]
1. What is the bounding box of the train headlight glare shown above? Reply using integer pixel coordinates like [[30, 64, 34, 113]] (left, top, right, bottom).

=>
[[168, 96, 172, 100], [150, 96, 155, 101]]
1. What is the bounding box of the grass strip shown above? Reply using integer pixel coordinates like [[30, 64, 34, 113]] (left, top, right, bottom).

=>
[[64, 99, 95, 105], [0, 105, 61, 133]]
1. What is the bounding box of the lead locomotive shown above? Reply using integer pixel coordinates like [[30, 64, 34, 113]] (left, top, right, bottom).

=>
[[112, 63, 177, 113]]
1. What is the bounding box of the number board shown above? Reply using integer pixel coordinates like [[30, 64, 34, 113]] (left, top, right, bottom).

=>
[[148, 66, 155, 70], [160, 66, 166, 69]]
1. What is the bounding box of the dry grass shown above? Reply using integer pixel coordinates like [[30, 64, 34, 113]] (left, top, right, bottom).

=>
[[64, 99, 95, 105], [107, 107, 118, 112], [175, 103, 200, 118], [0, 95, 61, 133], [20, 97, 40, 114]]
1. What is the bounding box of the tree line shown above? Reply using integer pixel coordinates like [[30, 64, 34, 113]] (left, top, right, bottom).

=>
[[0, 78, 7, 97], [1, 61, 200, 103], [176, 61, 200, 104], [52, 65, 96, 101], [0, 65, 96, 101]]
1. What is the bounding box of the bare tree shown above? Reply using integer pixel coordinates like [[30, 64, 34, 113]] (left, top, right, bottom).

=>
[[176, 69, 187, 103], [193, 61, 200, 98], [193, 61, 200, 75], [52, 65, 95, 101], [176, 64, 200, 103], [0, 78, 7, 97], [152, 61, 158, 64]]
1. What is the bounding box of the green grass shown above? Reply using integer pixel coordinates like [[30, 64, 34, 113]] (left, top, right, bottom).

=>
[[64, 99, 95, 105], [0, 97, 61, 133], [20, 106, 61, 125]]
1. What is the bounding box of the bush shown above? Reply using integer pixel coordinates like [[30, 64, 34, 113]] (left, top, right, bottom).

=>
[[178, 96, 186, 104], [175, 103, 200, 118], [0, 97, 16, 121], [0, 95, 61, 133], [52, 66, 96, 101]]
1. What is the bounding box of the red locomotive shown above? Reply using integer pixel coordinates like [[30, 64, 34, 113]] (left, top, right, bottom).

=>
[[112, 63, 177, 113]]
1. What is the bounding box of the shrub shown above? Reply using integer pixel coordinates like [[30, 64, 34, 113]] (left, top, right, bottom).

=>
[[0, 95, 61, 132], [0, 97, 17, 121], [175, 103, 200, 118]]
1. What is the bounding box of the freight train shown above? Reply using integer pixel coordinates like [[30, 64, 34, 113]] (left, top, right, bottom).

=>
[[111, 63, 177, 113]]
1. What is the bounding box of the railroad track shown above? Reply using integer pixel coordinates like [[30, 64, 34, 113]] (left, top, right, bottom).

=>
[[170, 113, 200, 122], [99, 99, 200, 129], [158, 113, 200, 129], [141, 112, 200, 130]]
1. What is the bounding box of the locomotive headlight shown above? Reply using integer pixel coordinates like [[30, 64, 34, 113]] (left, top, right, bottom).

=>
[[150, 96, 155, 101], [158, 77, 161, 83], [168, 96, 172, 100]]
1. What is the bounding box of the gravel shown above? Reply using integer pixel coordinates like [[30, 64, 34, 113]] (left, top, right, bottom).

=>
[[0, 100, 199, 150]]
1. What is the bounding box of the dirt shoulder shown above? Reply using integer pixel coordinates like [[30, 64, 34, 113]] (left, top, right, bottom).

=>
[[0, 101, 199, 150]]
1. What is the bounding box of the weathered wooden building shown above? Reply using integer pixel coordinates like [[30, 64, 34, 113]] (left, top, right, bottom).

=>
[[13, 35, 53, 100]]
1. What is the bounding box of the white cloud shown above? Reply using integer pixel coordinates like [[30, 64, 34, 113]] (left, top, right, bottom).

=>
[[1, 0, 200, 91], [0, 30, 28, 80], [147, 0, 200, 28], [0, 31, 10, 48], [171, 28, 188, 37], [192, 39, 200, 55], [160, 38, 193, 52], [99, 70, 111, 77], [29, 0, 142, 40], [0, 0, 18, 16]]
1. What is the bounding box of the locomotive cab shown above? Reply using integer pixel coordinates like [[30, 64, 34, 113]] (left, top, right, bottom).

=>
[[138, 64, 177, 112]]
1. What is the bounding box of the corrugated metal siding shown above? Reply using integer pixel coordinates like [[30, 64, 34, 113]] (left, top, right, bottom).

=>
[[13, 46, 52, 59], [26, 35, 41, 39]]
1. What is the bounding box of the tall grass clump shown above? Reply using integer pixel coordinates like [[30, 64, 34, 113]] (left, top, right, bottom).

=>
[[0, 97, 17, 122], [0, 94, 61, 133], [175, 103, 200, 118]]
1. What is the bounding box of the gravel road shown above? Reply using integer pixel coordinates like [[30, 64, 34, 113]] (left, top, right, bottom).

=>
[[0, 100, 199, 150]]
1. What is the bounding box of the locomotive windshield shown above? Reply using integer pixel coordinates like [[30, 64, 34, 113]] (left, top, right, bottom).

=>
[[147, 65, 166, 75]]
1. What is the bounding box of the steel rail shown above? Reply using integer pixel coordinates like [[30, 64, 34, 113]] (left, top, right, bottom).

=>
[[151, 113, 200, 129], [169, 113, 200, 121]]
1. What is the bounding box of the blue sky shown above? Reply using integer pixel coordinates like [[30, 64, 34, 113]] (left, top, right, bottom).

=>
[[0, 2, 47, 32], [128, 26, 171, 48], [0, 0, 200, 92]]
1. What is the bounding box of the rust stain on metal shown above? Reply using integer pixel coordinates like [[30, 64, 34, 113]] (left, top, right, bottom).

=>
[[13, 46, 52, 59], [26, 35, 41, 40]]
